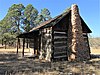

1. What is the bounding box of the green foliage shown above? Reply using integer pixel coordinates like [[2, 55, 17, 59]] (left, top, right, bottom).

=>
[[23, 4, 38, 32], [35, 8, 52, 26], [0, 3, 52, 46], [7, 4, 25, 35], [41, 8, 52, 20]]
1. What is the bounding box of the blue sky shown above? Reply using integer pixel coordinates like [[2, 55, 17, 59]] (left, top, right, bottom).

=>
[[0, 0, 100, 37]]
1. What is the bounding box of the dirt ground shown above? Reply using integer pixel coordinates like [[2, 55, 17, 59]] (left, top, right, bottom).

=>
[[0, 48, 100, 75]]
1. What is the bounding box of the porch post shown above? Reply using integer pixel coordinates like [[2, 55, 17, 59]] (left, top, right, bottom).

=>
[[16, 38, 19, 54], [22, 38, 25, 57]]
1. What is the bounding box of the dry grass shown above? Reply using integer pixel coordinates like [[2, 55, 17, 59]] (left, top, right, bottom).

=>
[[0, 47, 100, 75], [0, 48, 31, 53], [0, 47, 100, 54], [90, 48, 100, 55]]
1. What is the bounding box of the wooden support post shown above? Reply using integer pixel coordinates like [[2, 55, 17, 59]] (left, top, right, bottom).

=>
[[2, 39, 3, 46], [34, 33, 39, 55], [16, 38, 19, 54], [39, 33, 41, 54], [22, 38, 25, 57], [4, 41, 6, 49], [51, 30, 54, 61], [34, 36, 36, 55], [18, 38, 20, 48], [26, 39, 29, 48]]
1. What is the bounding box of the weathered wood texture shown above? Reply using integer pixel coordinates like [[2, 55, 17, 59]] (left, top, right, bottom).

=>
[[22, 38, 25, 57], [39, 27, 52, 61], [53, 30, 68, 61], [34, 34, 39, 55], [51, 11, 70, 61], [16, 38, 20, 54]]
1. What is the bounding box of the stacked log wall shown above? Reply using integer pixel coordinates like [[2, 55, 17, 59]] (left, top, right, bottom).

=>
[[39, 27, 52, 61]]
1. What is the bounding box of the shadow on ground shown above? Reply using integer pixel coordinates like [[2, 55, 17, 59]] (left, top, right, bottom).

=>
[[0, 52, 100, 75]]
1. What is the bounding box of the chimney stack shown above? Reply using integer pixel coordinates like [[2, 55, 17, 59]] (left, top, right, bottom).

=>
[[68, 4, 90, 61]]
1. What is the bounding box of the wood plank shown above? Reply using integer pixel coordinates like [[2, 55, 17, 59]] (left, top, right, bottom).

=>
[[54, 38, 67, 42], [54, 33, 67, 36], [54, 36, 67, 39], [54, 46, 67, 48], [54, 55, 67, 58], [54, 31, 66, 34], [54, 41, 67, 44], [54, 52, 67, 57], [54, 51, 67, 54], [54, 47, 67, 52], [83, 34, 87, 37], [54, 43, 67, 47]]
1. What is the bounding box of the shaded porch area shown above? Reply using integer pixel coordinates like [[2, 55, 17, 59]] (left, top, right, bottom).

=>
[[16, 30, 40, 57]]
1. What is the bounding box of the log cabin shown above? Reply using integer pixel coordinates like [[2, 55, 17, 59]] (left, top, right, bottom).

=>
[[17, 4, 92, 61]]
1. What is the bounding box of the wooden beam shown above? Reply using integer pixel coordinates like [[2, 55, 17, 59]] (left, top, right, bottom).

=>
[[39, 31, 41, 53], [54, 38, 67, 41], [18, 38, 21, 48], [16, 38, 19, 54], [26, 39, 29, 48], [22, 38, 25, 57], [51, 29, 54, 61], [2, 39, 3, 46], [54, 31, 67, 34], [4, 41, 6, 49]]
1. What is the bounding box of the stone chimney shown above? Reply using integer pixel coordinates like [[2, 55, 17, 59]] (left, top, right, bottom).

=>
[[68, 4, 90, 61]]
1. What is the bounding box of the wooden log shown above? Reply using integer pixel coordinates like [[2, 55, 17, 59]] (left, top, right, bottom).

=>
[[39, 33, 41, 52], [54, 41, 67, 44], [54, 33, 67, 36], [54, 31, 67, 34], [54, 52, 67, 56], [54, 55, 67, 59], [54, 51, 67, 54], [4, 41, 6, 49], [18, 38, 20, 48], [26, 39, 29, 48], [54, 47, 67, 52], [54, 42, 67, 47], [2, 39, 3, 46], [22, 38, 25, 57], [54, 45, 67, 48], [16, 38, 19, 54], [54, 38, 67, 41], [54, 36, 67, 39], [51, 29, 54, 61]]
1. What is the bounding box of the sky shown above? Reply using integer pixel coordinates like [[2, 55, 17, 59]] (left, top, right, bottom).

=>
[[0, 0, 100, 37]]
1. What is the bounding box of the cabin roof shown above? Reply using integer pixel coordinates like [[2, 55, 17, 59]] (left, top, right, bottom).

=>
[[30, 8, 71, 32], [17, 7, 92, 38], [30, 8, 92, 33]]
